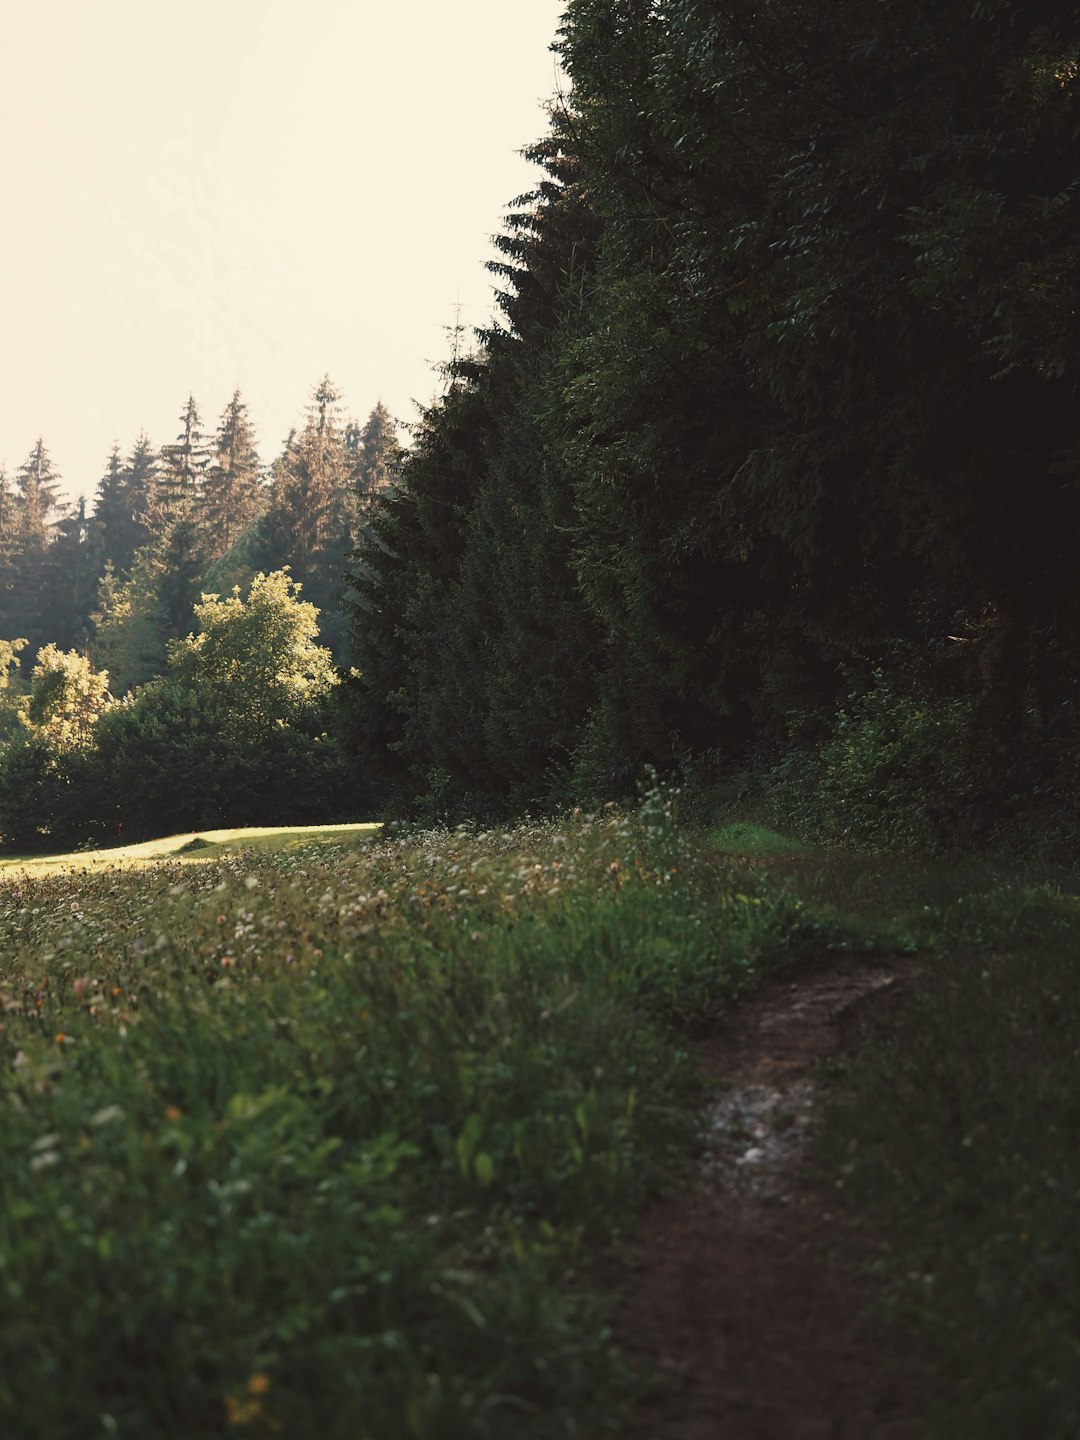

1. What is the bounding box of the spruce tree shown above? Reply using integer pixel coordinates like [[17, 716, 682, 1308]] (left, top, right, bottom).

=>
[[263, 377, 354, 653], [154, 396, 209, 529], [93, 548, 170, 694], [347, 401, 400, 507], [44, 497, 101, 652], [92, 433, 157, 581], [0, 467, 17, 640], [8, 440, 63, 659], [139, 398, 211, 644], [203, 390, 264, 559]]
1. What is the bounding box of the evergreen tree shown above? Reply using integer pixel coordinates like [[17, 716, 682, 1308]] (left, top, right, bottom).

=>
[[8, 440, 63, 659], [344, 105, 604, 804], [135, 397, 211, 646], [122, 433, 157, 561], [347, 0, 1080, 815], [263, 377, 354, 653], [44, 497, 102, 652], [93, 442, 152, 579], [203, 390, 264, 559], [266, 378, 352, 570], [346, 401, 400, 507], [93, 548, 170, 694], [154, 396, 209, 529], [0, 467, 18, 640]]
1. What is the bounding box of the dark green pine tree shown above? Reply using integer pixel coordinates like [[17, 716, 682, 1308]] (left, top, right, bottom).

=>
[[0, 466, 18, 640], [122, 433, 157, 560], [342, 379, 495, 795], [202, 390, 264, 560], [43, 496, 102, 652], [92, 548, 170, 694], [346, 401, 400, 508], [144, 397, 210, 641], [92, 441, 155, 579], [344, 105, 605, 806], [267, 378, 351, 571], [92, 445, 128, 570], [8, 440, 64, 660], [153, 396, 209, 529], [551, 0, 1080, 777], [263, 377, 354, 653]]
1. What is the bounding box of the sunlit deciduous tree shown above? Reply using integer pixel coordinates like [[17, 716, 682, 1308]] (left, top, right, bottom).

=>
[[24, 644, 111, 752], [169, 569, 336, 742]]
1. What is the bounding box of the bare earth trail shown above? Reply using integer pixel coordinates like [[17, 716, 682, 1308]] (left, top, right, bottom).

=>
[[617, 955, 927, 1440]]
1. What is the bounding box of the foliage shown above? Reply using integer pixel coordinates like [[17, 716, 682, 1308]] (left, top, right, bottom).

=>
[[169, 570, 336, 742], [82, 677, 351, 841], [260, 378, 356, 658], [94, 536, 180, 695], [344, 113, 603, 808], [202, 390, 265, 560], [24, 644, 111, 752], [819, 908, 1080, 1439], [342, 0, 1080, 825], [0, 732, 69, 852], [0, 639, 28, 744], [763, 677, 977, 851], [0, 812, 807, 1438], [0, 572, 357, 849]]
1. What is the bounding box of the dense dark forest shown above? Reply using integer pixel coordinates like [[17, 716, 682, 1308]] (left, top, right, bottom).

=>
[[344, 0, 1080, 849], [3, 0, 1079, 853]]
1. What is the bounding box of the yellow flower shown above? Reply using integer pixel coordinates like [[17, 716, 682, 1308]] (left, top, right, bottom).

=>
[[223, 1373, 272, 1425], [225, 1393, 265, 1426], [165, 1105, 182, 1122]]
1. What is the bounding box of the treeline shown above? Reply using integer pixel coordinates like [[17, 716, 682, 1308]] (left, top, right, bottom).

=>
[[345, 0, 1080, 844], [0, 380, 399, 682], [0, 381, 398, 848], [0, 571, 355, 848]]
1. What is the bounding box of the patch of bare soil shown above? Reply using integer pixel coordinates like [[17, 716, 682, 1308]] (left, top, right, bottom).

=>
[[617, 956, 925, 1440]]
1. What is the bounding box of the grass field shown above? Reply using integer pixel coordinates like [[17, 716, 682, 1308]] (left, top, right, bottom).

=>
[[3, 805, 1080, 1437], [0, 821, 382, 877], [0, 800, 830, 1439]]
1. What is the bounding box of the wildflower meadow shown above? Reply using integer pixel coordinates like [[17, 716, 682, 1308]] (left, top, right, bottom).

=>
[[0, 802, 813, 1438]]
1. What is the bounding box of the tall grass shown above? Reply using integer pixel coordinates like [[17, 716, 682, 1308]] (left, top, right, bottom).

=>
[[0, 806, 809, 1438], [816, 876, 1080, 1439]]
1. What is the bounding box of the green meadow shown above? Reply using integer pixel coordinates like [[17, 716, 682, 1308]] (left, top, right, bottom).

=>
[[0, 823, 382, 879], [0, 803, 821, 1438], [4, 805, 1080, 1438]]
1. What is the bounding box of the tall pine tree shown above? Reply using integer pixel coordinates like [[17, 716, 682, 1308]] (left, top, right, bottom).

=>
[[203, 390, 264, 559], [8, 441, 63, 660], [263, 377, 354, 653]]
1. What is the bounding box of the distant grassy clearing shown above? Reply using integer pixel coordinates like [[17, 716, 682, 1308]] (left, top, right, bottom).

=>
[[0, 821, 381, 877]]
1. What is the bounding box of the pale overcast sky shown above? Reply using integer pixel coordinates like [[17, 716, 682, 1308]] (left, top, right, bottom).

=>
[[0, 0, 566, 504]]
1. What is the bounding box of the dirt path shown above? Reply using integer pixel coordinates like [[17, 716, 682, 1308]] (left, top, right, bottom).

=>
[[617, 956, 926, 1440]]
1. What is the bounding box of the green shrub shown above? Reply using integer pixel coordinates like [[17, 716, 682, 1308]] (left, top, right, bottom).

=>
[[819, 935, 1080, 1439], [766, 676, 975, 851]]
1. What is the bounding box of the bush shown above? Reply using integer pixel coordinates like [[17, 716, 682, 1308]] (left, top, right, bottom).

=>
[[0, 733, 70, 850], [819, 933, 1080, 1439], [83, 681, 360, 841], [766, 676, 976, 851]]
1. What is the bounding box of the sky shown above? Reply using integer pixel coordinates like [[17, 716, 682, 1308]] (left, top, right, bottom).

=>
[[0, 0, 566, 505]]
